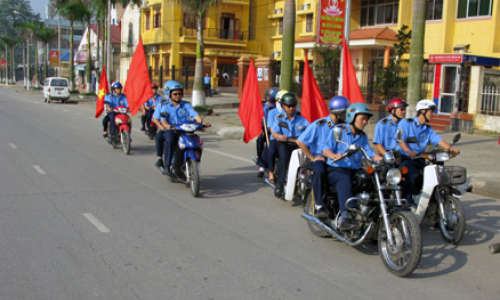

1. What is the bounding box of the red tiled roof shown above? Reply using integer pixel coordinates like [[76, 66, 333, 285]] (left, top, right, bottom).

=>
[[350, 27, 398, 41], [89, 24, 121, 45]]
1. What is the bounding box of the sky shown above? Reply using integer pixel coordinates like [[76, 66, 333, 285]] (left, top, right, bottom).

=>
[[30, 0, 49, 19]]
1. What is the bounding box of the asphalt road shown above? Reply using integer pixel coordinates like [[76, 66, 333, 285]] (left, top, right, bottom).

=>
[[1, 88, 499, 300]]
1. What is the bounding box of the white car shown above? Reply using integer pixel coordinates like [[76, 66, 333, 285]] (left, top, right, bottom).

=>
[[42, 77, 70, 103]]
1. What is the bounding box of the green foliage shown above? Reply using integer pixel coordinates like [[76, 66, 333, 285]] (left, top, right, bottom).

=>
[[312, 44, 340, 67], [393, 25, 411, 60]]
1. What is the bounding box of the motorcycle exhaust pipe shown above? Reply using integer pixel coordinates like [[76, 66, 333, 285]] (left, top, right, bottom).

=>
[[301, 212, 373, 247]]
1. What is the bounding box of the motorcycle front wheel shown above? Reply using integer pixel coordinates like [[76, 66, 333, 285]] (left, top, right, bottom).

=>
[[378, 211, 422, 277], [189, 160, 200, 197], [438, 195, 466, 244], [121, 131, 130, 155], [304, 192, 330, 238]]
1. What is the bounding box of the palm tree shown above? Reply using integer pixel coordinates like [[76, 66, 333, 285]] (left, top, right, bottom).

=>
[[31, 20, 46, 88], [57, 0, 89, 90], [19, 22, 35, 90], [39, 27, 57, 79], [407, 0, 427, 116], [176, 0, 222, 107], [280, 0, 296, 92]]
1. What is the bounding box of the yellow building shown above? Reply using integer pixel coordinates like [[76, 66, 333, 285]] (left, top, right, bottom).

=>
[[140, 0, 277, 88]]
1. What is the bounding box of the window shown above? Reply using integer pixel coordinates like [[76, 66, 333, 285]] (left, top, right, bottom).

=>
[[184, 12, 205, 29], [279, 18, 283, 35], [145, 11, 150, 30], [306, 14, 313, 32], [457, 0, 493, 19], [128, 23, 133, 45], [153, 8, 161, 28], [360, 0, 399, 27], [427, 0, 443, 20]]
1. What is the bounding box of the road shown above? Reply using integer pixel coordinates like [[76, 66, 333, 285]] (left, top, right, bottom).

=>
[[0, 88, 499, 300]]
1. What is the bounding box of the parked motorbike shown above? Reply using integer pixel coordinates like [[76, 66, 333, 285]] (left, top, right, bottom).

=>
[[405, 133, 466, 244], [301, 127, 422, 277], [105, 104, 131, 155], [157, 111, 211, 197]]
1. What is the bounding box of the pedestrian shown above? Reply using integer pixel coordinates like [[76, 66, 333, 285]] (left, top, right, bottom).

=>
[[204, 73, 212, 97]]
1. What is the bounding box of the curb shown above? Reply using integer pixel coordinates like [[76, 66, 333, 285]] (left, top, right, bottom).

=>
[[470, 177, 500, 199]]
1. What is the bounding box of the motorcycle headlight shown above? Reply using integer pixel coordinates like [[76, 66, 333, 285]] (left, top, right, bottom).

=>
[[118, 107, 127, 114], [386, 168, 402, 185], [436, 152, 450, 162]]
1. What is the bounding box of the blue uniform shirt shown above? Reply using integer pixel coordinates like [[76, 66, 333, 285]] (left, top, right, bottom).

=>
[[266, 106, 283, 141], [272, 112, 309, 139], [322, 124, 376, 169], [105, 93, 129, 109], [298, 116, 336, 157], [373, 114, 399, 151], [149, 94, 162, 107], [153, 100, 199, 125], [263, 102, 275, 121], [396, 117, 442, 156]]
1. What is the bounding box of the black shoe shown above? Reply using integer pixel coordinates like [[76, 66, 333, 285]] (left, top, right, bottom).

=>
[[103, 133, 108, 138], [162, 167, 171, 176], [140, 127, 145, 132], [339, 217, 358, 231], [314, 207, 328, 218], [155, 159, 164, 168], [274, 183, 284, 198], [257, 167, 265, 178]]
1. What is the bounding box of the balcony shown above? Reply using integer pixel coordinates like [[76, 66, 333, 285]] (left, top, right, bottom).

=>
[[179, 27, 248, 44]]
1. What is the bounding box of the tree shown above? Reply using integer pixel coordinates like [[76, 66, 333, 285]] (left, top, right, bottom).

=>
[[176, 0, 222, 107], [39, 27, 57, 79], [406, 0, 427, 116], [280, 0, 296, 92]]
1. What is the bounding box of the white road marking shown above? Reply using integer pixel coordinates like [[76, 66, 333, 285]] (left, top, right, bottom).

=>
[[204, 148, 254, 164], [83, 213, 110, 233], [468, 222, 500, 235], [9, 143, 17, 149], [33, 165, 46, 174]]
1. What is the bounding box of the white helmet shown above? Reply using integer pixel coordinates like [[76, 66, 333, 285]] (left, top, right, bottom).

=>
[[416, 99, 437, 112]]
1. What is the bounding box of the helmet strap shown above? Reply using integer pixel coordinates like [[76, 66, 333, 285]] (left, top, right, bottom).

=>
[[391, 109, 402, 122], [351, 122, 364, 135]]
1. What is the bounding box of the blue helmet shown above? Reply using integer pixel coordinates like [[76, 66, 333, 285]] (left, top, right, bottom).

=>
[[264, 87, 279, 101], [111, 82, 122, 90], [328, 96, 350, 114], [163, 80, 183, 98], [345, 102, 373, 124]]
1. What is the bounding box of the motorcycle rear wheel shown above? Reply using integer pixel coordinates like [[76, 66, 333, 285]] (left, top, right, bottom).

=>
[[378, 211, 422, 277], [121, 131, 130, 155], [189, 160, 200, 197], [304, 192, 330, 238], [438, 195, 466, 244]]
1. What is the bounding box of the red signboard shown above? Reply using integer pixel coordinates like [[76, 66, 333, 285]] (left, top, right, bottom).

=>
[[429, 54, 463, 63], [316, 0, 346, 45], [0, 59, 6, 69], [49, 51, 59, 67]]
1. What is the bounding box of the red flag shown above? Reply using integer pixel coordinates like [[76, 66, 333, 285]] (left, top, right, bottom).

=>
[[238, 59, 264, 143], [342, 37, 364, 103], [123, 37, 153, 115], [95, 65, 109, 118], [301, 55, 329, 122]]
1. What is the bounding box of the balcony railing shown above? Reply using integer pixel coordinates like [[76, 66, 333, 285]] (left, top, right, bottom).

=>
[[179, 27, 247, 42]]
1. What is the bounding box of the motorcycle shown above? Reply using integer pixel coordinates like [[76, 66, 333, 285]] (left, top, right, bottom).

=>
[[146, 119, 157, 140], [405, 133, 467, 244], [105, 104, 131, 155], [157, 111, 211, 197], [301, 127, 422, 277]]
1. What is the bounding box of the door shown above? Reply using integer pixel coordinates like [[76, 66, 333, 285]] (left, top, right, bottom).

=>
[[439, 65, 458, 114]]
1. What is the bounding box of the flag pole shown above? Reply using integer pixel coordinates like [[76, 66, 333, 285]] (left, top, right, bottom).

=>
[[339, 0, 352, 96], [263, 116, 270, 146]]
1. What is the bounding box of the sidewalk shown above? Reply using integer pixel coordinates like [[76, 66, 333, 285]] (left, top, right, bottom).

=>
[[7, 84, 499, 199]]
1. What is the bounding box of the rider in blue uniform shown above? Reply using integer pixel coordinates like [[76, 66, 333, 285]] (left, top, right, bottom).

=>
[[373, 98, 408, 155], [272, 93, 309, 198], [265, 90, 287, 184], [322, 103, 382, 230], [153, 80, 210, 176], [396, 99, 460, 204], [297, 95, 350, 217], [141, 83, 162, 133], [256, 87, 279, 178], [104, 82, 129, 143]]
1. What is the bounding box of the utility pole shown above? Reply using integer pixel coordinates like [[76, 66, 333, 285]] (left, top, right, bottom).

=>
[[339, 0, 352, 96], [107, 0, 111, 85], [58, 14, 61, 77]]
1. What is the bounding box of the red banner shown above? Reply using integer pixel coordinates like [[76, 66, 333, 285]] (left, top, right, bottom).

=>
[[49, 51, 59, 67], [317, 0, 346, 45], [0, 59, 6, 69], [429, 54, 463, 63]]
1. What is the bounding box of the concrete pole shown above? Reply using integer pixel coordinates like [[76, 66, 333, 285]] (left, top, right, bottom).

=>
[[58, 14, 61, 76], [339, 0, 352, 96], [107, 0, 111, 84], [5, 44, 7, 86]]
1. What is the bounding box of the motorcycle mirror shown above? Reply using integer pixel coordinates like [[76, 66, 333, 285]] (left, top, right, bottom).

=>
[[395, 129, 403, 144], [278, 121, 289, 129], [406, 136, 418, 144], [160, 112, 170, 119], [453, 133, 461, 144], [333, 126, 343, 143]]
